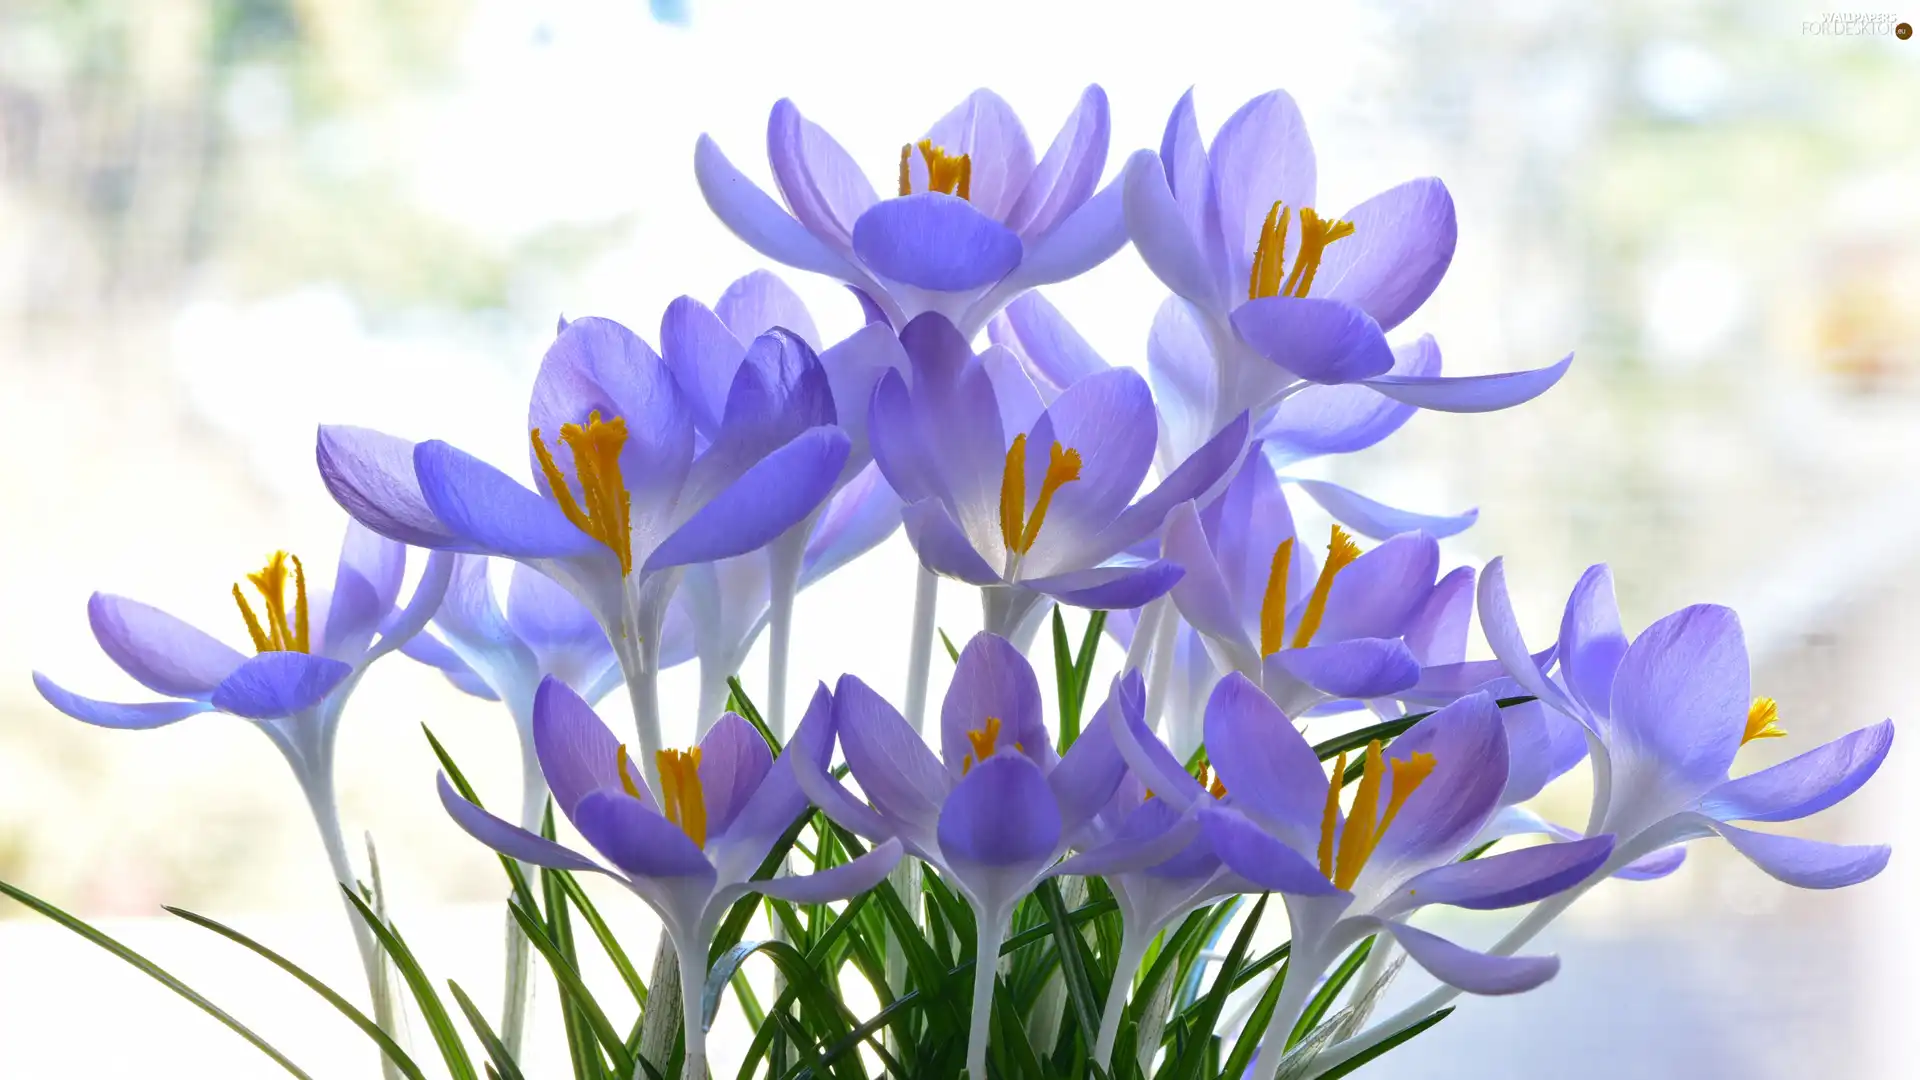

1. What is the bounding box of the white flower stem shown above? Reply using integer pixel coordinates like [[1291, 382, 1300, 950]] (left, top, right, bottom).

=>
[[1125, 598, 1166, 674], [1094, 924, 1154, 1069], [968, 911, 1010, 1080], [1144, 606, 1179, 729], [679, 937, 709, 1080], [696, 660, 732, 737], [765, 534, 806, 739], [1247, 944, 1326, 1080], [499, 723, 547, 1059], [621, 637, 667, 795], [904, 565, 939, 732]]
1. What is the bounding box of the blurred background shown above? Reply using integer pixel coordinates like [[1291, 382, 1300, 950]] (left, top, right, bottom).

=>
[[1, 0, 1916, 1075]]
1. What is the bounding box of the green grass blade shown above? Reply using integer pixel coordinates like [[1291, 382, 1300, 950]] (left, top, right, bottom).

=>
[[1053, 605, 1079, 751], [1166, 894, 1266, 1080], [552, 870, 648, 1006], [1310, 1008, 1454, 1080], [507, 899, 634, 1075], [163, 904, 426, 1080], [422, 724, 538, 910], [1312, 696, 1535, 762], [938, 628, 961, 662], [342, 888, 479, 1080], [726, 675, 783, 752], [1037, 878, 1102, 1053], [449, 979, 530, 1080]]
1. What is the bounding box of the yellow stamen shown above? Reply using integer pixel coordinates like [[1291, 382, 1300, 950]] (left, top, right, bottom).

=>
[[1318, 740, 1437, 890], [1246, 202, 1356, 301], [653, 747, 707, 849], [231, 551, 311, 654], [1291, 526, 1362, 649], [1744, 697, 1787, 745], [1378, 751, 1436, 842], [1318, 750, 1347, 880], [999, 435, 1084, 556], [617, 744, 644, 799], [899, 139, 972, 199], [1334, 741, 1387, 889], [531, 411, 634, 576], [962, 716, 1002, 775], [1259, 538, 1295, 657]]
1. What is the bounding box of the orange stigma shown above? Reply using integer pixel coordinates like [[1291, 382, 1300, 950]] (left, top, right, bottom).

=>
[[1743, 697, 1787, 745], [1289, 526, 1362, 650], [999, 434, 1083, 557], [531, 411, 634, 575], [652, 747, 707, 849], [232, 551, 310, 654], [898, 139, 972, 199], [1247, 203, 1356, 301], [1317, 740, 1436, 890]]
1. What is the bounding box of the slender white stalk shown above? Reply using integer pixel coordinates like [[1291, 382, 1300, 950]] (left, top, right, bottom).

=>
[[695, 660, 732, 737], [679, 938, 709, 1080], [904, 565, 939, 732], [765, 535, 806, 738], [1125, 597, 1166, 674], [1143, 606, 1179, 730], [1246, 946, 1326, 1080], [622, 639, 666, 795], [499, 728, 547, 1058], [968, 912, 1010, 1080], [1094, 925, 1155, 1068], [882, 858, 921, 1059]]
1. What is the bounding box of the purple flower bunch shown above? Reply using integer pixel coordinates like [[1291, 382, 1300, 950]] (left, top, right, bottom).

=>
[[30, 86, 1890, 1080]]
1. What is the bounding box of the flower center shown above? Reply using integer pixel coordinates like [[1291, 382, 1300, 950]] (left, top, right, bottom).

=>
[[1259, 525, 1362, 655], [999, 434, 1084, 557], [1743, 696, 1787, 745], [1317, 739, 1436, 891], [232, 551, 310, 654], [898, 139, 972, 200], [531, 411, 634, 576], [644, 745, 707, 849], [961, 715, 1026, 775], [1247, 203, 1356, 301]]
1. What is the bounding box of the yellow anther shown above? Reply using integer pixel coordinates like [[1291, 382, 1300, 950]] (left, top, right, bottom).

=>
[[1291, 525, 1362, 649], [1246, 202, 1356, 301], [1259, 538, 1296, 657], [653, 747, 707, 849], [531, 411, 634, 576], [1318, 739, 1436, 890], [1744, 697, 1787, 745], [998, 435, 1083, 557], [1195, 762, 1229, 800], [899, 139, 972, 199], [962, 716, 1003, 776], [616, 744, 644, 799], [232, 551, 310, 654]]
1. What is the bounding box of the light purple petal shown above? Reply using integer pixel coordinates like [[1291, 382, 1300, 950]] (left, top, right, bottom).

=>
[[789, 684, 901, 845], [573, 789, 716, 881], [988, 176, 1128, 296], [1368, 693, 1508, 871], [1286, 477, 1478, 541], [980, 345, 1047, 440], [316, 425, 466, 549], [1697, 720, 1893, 824], [1162, 501, 1245, 646], [1314, 531, 1439, 643], [528, 316, 694, 514], [818, 322, 909, 456], [697, 713, 775, 839], [1618, 845, 1688, 881], [414, 440, 602, 562], [853, 194, 1022, 292], [1047, 683, 1129, 837], [936, 754, 1061, 867], [940, 632, 1048, 774], [756, 839, 905, 903], [87, 594, 244, 699], [1203, 672, 1329, 847], [1022, 561, 1184, 611], [533, 676, 642, 820], [695, 134, 866, 281], [1475, 558, 1576, 717], [1157, 88, 1220, 295], [1312, 178, 1456, 331], [659, 296, 745, 437], [1388, 836, 1612, 913], [867, 370, 947, 507], [1558, 564, 1626, 720], [1404, 565, 1475, 667], [1268, 639, 1421, 702], [1056, 797, 1202, 877], [1378, 919, 1558, 996], [1207, 90, 1316, 288], [1368, 353, 1573, 414], [720, 269, 820, 348], [1607, 604, 1748, 804], [1097, 411, 1251, 560], [1021, 368, 1157, 555], [1124, 151, 1225, 312], [1704, 819, 1889, 890], [834, 674, 949, 831], [507, 564, 610, 675], [1230, 297, 1395, 384], [1198, 804, 1344, 897], [923, 89, 1036, 221], [438, 774, 603, 875], [1108, 674, 1206, 807], [767, 99, 879, 252], [210, 653, 352, 720], [1005, 85, 1107, 238], [403, 635, 500, 701], [32, 673, 213, 729], [1146, 295, 1222, 462], [990, 292, 1110, 399], [324, 521, 406, 660], [801, 463, 904, 588], [644, 426, 851, 572], [1261, 334, 1436, 462], [900, 499, 1001, 586]]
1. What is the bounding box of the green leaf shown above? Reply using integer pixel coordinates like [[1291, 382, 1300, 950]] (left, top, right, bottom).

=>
[[551, 870, 648, 1007], [1036, 878, 1102, 1054], [1221, 958, 1289, 1080], [342, 888, 479, 1080], [422, 724, 538, 911], [939, 628, 961, 663], [0, 880, 314, 1079], [449, 979, 529, 1080], [1165, 894, 1266, 1080], [506, 898, 635, 1076], [1312, 696, 1535, 763], [1310, 1008, 1454, 1080], [726, 675, 783, 752], [1053, 605, 1079, 751], [163, 904, 426, 1080]]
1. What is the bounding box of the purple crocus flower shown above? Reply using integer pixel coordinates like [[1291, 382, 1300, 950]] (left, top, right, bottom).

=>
[[658, 271, 906, 732], [870, 312, 1248, 645], [440, 677, 902, 1080], [694, 88, 1127, 336], [1478, 560, 1893, 891], [1123, 676, 1611, 1080], [787, 633, 1131, 1080], [316, 313, 851, 790]]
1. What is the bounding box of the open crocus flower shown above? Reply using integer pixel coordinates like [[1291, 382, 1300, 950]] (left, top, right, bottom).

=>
[[1159, 444, 1439, 716], [695, 87, 1127, 336], [1151, 677, 1612, 1080], [439, 677, 903, 1080], [1120, 89, 1570, 472], [787, 633, 1131, 1080], [1478, 559, 1894, 892], [317, 313, 850, 790], [870, 312, 1247, 644], [991, 291, 1484, 541], [658, 271, 906, 732]]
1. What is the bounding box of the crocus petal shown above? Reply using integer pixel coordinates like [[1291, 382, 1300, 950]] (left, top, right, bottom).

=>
[[789, 684, 901, 845], [1230, 297, 1396, 384], [1558, 564, 1627, 720], [834, 674, 950, 831], [1203, 672, 1331, 847], [1046, 679, 1131, 837], [1005, 85, 1109, 240], [1261, 335, 1437, 463], [1475, 558, 1576, 716], [695, 134, 867, 282], [1701, 819, 1890, 890], [1607, 605, 1748, 810], [1157, 89, 1213, 266], [801, 464, 903, 588], [645, 426, 851, 572], [1314, 531, 1440, 643], [1146, 295, 1223, 461], [1696, 720, 1894, 824], [317, 425, 466, 549], [1285, 477, 1478, 541], [403, 635, 501, 701], [1123, 151, 1225, 313], [506, 564, 612, 680], [979, 346, 1047, 449], [985, 177, 1128, 298], [414, 441, 602, 562], [720, 269, 821, 348], [852, 194, 1022, 292], [767, 99, 879, 252], [819, 322, 910, 456], [533, 676, 638, 819], [1376, 919, 1558, 996], [1405, 565, 1475, 667], [936, 754, 1062, 868], [1267, 639, 1421, 701], [1367, 353, 1573, 414], [1198, 804, 1345, 897], [1021, 367, 1157, 552], [32, 673, 213, 729], [756, 839, 905, 903], [87, 594, 245, 699], [369, 550, 453, 661], [990, 292, 1109, 399], [900, 499, 1001, 586], [1162, 501, 1249, 649], [530, 317, 695, 515], [437, 774, 603, 874], [1207, 90, 1316, 287], [435, 555, 521, 654], [659, 296, 745, 437], [1367, 692, 1509, 874], [941, 633, 1047, 774], [1055, 798, 1203, 877], [698, 713, 775, 839], [324, 523, 406, 661], [573, 789, 716, 881], [1617, 846, 1688, 881], [1385, 836, 1613, 915], [1108, 685, 1207, 809], [1311, 178, 1456, 332], [1022, 561, 1185, 610], [867, 370, 947, 506], [1097, 411, 1251, 561], [923, 89, 1036, 221], [210, 653, 352, 720]]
